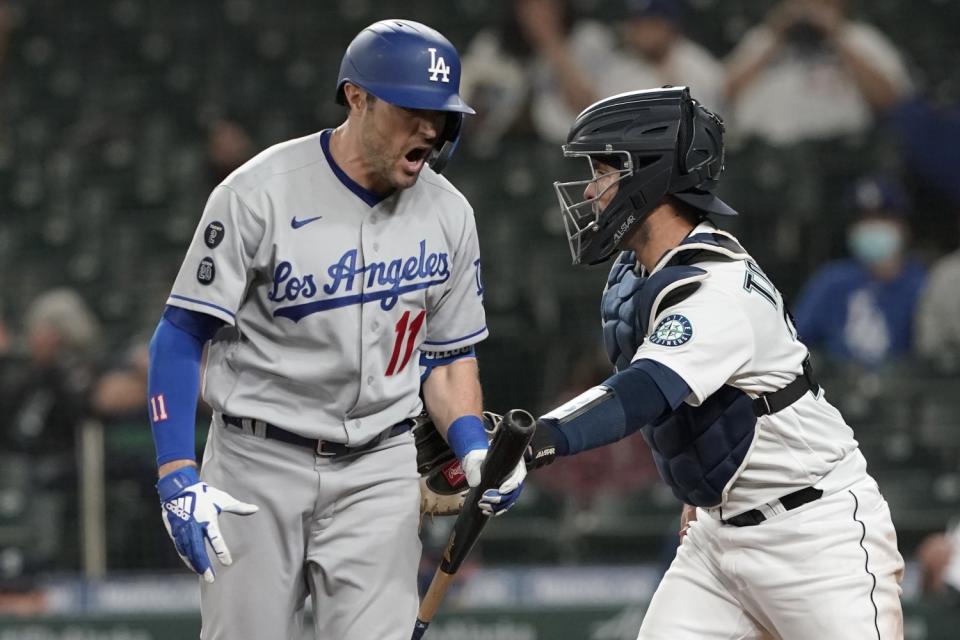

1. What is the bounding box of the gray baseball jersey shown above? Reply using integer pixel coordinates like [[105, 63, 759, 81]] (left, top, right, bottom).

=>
[[167, 129, 487, 443]]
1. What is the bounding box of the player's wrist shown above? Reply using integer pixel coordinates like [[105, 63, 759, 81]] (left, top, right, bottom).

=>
[[158, 458, 197, 478], [446, 415, 488, 461], [157, 465, 201, 501], [526, 418, 564, 469]]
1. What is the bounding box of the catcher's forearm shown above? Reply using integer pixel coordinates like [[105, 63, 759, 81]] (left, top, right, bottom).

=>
[[538, 361, 683, 456]]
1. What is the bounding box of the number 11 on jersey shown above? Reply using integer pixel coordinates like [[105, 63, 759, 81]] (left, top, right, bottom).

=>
[[386, 310, 426, 376]]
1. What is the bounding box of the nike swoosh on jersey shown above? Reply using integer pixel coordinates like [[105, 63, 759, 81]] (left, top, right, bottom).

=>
[[291, 215, 322, 229]]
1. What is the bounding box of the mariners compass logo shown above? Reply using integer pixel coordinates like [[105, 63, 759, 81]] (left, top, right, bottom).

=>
[[650, 314, 693, 347]]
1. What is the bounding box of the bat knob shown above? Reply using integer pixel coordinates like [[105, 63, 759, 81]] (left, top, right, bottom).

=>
[[502, 408, 535, 430], [412, 619, 430, 640]]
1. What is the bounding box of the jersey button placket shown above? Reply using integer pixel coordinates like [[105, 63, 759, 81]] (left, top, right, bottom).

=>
[[358, 218, 380, 417]]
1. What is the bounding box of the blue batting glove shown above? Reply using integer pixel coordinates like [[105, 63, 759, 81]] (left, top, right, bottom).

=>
[[479, 460, 527, 517], [448, 415, 527, 516], [157, 466, 259, 583]]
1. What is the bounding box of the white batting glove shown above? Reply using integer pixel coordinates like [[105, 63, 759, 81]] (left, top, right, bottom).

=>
[[460, 449, 487, 488], [450, 416, 527, 516], [472, 452, 527, 517], [157, 466, 258, 583]]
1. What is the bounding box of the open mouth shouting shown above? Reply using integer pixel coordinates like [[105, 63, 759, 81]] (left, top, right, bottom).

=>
[[401, 145, 431, 175]]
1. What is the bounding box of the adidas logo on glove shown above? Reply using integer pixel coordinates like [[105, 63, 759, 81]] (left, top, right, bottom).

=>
[[164, 495, 194, 521]]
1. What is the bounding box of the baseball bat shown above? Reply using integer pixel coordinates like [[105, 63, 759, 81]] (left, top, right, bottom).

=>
[[411, 409, 536, 640]]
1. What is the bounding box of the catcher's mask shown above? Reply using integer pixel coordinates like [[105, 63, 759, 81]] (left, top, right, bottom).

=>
[[553, 86, 737, 265]]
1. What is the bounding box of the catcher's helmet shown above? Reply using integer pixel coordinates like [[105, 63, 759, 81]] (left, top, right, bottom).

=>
[[553, 86, 736, 265], [336, 19, 475, 174]]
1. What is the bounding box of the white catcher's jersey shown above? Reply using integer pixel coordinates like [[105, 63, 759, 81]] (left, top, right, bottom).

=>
[[167, 129, 487, 444], [633, 223, 864, 515]]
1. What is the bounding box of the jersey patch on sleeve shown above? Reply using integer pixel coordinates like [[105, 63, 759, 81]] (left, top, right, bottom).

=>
[[473, 258, 484, 297], [649, 314, 693, 347], [196, 257, 216, 285], [204, 221, 225, 248]]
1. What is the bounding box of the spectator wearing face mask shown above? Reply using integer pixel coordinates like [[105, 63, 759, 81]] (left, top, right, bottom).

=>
[[792, 177, 926, 368]]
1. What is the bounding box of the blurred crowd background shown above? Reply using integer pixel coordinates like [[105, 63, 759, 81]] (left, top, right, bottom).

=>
[[1, 0, 960, 631]]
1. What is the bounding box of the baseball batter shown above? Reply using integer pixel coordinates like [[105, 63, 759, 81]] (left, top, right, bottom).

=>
[[146, 20, 525, 640], [523, 87, 904, 638]]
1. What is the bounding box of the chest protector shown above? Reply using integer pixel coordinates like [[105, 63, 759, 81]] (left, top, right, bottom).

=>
[[601, 231, 757, 507]]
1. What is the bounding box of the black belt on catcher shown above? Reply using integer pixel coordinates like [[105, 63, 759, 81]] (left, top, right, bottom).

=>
[[722, 486, 824, 527], [221, 414, 413, 457], [752, 355, 820, 417]]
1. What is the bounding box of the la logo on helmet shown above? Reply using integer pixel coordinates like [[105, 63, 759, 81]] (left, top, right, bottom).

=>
[[427, 48, 450, 83]]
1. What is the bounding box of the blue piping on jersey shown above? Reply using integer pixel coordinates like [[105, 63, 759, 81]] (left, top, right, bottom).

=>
[[168, 294, 237, 320], [422, 326, 487, 346], [274, 278, 449, 321], [320, 129, 389, 208]]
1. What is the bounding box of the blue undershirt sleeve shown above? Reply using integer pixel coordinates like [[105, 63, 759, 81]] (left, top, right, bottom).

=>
[[419, 346, 476, 383], [163, 305, 226, 341], [545, 359, 691, 456], [147, 306, 224, 466]]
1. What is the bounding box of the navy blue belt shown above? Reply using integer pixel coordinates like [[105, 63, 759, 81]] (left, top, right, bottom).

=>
[[221, 414, 413, 457]]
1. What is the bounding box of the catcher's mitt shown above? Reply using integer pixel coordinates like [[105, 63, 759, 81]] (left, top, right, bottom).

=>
[[415, 411, 501, 517]]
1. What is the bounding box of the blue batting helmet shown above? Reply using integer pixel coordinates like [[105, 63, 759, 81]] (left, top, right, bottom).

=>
[[336, 19, 475, 174]]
